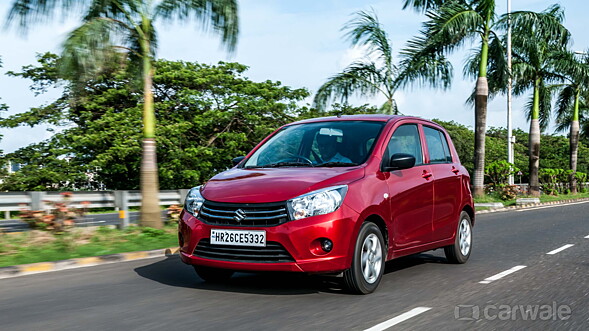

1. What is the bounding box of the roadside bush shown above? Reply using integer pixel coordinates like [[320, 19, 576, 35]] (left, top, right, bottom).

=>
[[166, 204, 183, 223], [18, 192, 88, 233], [575, 172, 588, 193], [539, 168, 561, 195], [499, 185, 519, 200], [485, 161, 519, 200], [538, 168, 576, 195]]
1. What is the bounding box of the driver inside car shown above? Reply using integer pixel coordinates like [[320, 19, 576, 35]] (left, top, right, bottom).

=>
[[316, 133, 352, 163]]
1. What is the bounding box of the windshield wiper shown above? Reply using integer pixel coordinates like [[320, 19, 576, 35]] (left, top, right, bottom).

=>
[[256, 161, 314, 168], [316, 161, 358, 167]]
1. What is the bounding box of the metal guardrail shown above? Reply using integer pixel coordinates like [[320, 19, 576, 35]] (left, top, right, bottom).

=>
[[0, 190, 189, 219]]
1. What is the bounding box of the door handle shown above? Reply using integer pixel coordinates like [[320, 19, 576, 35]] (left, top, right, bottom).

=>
[[422, 171, 433, 179], [451, 166, 460, 175]]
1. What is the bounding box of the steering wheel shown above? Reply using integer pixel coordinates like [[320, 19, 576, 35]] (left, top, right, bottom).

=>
[[311, 149, 324, 163], [274, 154, 314, 165]]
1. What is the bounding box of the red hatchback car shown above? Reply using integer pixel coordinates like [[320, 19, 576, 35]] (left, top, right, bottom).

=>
[[179, 115, 474, 294]]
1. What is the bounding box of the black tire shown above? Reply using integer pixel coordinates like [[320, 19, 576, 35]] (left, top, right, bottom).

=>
[[343, 222, 386, 294], [444, 211, 472, 264], [193, 265, 234, 282]]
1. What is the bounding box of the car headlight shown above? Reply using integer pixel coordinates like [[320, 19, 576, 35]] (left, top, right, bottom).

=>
[[184, 186, 204, 216], [287, 185, 348, 220]]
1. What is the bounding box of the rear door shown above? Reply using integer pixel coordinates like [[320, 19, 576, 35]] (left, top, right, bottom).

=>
[[384, 123, 434, 249], [422, 126, 462, 241]]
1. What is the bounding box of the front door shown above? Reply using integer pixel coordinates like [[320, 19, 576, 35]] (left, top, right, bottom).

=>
[[384, 124, 434, 250]]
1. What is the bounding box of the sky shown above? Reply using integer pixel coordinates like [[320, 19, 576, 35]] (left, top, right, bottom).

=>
[[0, 0, 588, 154]]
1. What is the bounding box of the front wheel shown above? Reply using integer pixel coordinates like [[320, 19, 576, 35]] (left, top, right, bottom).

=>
[[193, 266, 234, 282], [343, 222, 386, 294], [444, 211, 472, 264]]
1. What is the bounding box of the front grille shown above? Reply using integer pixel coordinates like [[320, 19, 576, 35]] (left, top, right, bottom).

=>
[[198, 200, 289, 227], [194, 239, 295, 263]]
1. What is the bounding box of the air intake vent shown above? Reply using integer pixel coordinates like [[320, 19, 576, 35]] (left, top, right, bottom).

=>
[[194, 239, 294, 263]]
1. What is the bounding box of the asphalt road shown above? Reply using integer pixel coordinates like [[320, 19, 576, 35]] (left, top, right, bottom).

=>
[[0, 211, 166, 232], [1, 202, 588, 330]]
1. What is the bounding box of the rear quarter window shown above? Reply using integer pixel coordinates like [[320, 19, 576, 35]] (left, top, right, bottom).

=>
[[423, 126, 452, 164]]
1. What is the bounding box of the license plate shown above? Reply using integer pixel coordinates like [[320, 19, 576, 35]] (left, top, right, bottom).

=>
[[210, 229, 266, 247]]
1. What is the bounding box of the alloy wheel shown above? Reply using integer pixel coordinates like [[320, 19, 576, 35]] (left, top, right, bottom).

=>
[[458, 218, 471, 256], [361, 233, 383, 284]]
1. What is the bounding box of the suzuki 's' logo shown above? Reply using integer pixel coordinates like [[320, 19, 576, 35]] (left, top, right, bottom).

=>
[[234, 209, 246, 222]]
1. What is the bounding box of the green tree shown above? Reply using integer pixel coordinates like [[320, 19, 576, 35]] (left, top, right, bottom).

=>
[[434, 120, 513, 178], [7, 0, 239, 228], [314, 10, 451, 114], [0, 141, 89, 191], [553, 51, 589, 193], [0, 56, 309, 191], [509, 5, 570, 196], [402, 0, 505, 197]]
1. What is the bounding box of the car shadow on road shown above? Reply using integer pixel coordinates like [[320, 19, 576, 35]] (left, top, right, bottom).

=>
[[134, 252, 449, 296], [134, 255, 344, 295], [384, 252, 448, 275]]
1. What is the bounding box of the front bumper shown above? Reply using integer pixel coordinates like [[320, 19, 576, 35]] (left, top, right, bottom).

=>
[[178, 204, 358, 273]]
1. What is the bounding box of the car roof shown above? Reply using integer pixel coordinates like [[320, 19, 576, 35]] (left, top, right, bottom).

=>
[[288, 114, 431, 126]]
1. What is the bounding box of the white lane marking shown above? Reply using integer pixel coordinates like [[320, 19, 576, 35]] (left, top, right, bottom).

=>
[[515, 200, 589, 212], [364, 307, 432, 331], [585, 235, 589, 239], [479, 265, 527, 284], [547, 244, 574, 255]]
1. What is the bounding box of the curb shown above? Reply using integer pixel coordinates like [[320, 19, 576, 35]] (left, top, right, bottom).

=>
[[475, 197, 589, 215], [0, 247, 180, 280]]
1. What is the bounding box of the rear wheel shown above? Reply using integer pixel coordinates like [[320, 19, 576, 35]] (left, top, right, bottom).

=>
[[343, 222, 385, 294], [444, 211, 472, 264], [193, 266, 234, 282]]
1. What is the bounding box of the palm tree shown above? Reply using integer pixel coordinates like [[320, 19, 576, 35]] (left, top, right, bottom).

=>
[[509, 5, 570, 197], [403, 1, 571, 197], [313, 10, 452, 115], [401, 0, 503, 197], [553, 51, 589, 193], [7, 0, 239, 228]]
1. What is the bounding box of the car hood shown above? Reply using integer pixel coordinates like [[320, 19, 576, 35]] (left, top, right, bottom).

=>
[[201, 166, 365, 203]]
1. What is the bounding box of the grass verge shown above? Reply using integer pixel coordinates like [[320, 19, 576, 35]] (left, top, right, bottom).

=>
[[474, 192, 589, 207], [473, 194, 516, 206], [0, 224, 178, 267], [538, 192, 589, 202]]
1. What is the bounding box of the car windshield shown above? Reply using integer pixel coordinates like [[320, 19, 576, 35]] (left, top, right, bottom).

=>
[[243, 121, 386, 168]]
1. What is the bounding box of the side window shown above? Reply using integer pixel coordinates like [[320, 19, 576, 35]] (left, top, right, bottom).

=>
[[386, 124, 423, 166], [423, 126, 452, 163]]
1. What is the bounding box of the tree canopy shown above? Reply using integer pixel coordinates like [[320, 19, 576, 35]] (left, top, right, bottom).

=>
[[0, 54, 309, 190], [314, 10, 451, 115]]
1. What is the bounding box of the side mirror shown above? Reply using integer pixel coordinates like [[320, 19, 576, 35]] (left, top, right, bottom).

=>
[[384, 153, 415, 171], [232, 156, 246, 166]]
